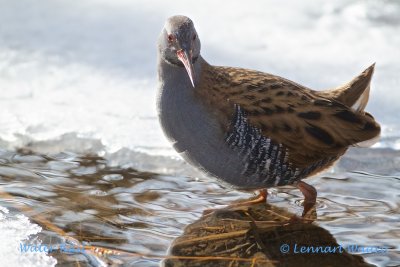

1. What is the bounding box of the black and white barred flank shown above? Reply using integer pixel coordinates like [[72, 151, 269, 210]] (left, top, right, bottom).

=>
[[225, 105, 336, 186]]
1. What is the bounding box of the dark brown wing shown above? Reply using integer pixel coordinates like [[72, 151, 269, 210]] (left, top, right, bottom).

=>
[[196, 63, 381, 168], [317, 63, 375, 112]]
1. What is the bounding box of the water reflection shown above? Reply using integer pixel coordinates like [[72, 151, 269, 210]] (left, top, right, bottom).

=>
[[0, 149, 231, 266], [0, 149, 398, 266], [164, 203, 373, 267]]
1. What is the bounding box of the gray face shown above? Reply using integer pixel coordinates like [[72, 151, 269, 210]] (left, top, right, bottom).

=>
[[158, 15, 201, 87]]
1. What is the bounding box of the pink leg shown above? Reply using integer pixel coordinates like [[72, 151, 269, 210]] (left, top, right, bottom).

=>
[[297, 181, 317, 217], [226, 188, 268, 207], [203, 189, 268, 215], [251, 189, 267, 204]]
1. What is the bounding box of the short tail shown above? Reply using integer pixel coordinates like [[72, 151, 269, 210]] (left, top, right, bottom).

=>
[[318, 63, 375, 112], [318, 64, 379, 147]]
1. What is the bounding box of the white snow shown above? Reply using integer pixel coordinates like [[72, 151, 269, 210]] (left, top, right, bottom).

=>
[[0, 207, 57, 267], [0, 0, 399, 158]]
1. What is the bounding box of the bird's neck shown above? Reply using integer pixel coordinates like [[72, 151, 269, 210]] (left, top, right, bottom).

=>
[[157, 55, 205, 91]]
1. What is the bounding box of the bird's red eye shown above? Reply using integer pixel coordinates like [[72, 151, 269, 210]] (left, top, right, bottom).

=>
[[192, 34, 196, 40], [167, 34, 175, 42]]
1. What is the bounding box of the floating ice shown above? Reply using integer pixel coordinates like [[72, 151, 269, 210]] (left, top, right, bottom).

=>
[[0, 207, 56, 267]]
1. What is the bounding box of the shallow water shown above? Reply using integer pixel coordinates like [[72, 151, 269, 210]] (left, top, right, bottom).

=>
[[0, 147, 398, 266], [0, 0, 399, 266]]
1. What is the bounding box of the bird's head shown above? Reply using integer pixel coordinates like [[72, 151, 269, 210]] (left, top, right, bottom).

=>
[[158, 15, 201, 87]]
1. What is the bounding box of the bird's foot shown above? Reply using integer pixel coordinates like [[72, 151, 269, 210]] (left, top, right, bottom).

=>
[[202, 189, 268, 215], [230, 189, 268, 207]]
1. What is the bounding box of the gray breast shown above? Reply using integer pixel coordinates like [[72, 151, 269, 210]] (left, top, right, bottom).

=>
[[157, 58, 335, 189], [157, 58, 252, 188]]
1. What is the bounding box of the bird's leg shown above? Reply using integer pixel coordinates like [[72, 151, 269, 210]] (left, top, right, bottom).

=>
[[297, 181, 317, 217], [230, 188, 268, 207], [245, 188, 268, 205], [202, 189, 268, 215]]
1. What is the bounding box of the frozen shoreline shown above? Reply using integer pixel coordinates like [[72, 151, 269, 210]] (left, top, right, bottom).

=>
[[0, 0, 399, 162]]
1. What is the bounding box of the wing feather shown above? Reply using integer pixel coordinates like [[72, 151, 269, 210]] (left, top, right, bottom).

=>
[[196, 63, 381, 168]]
